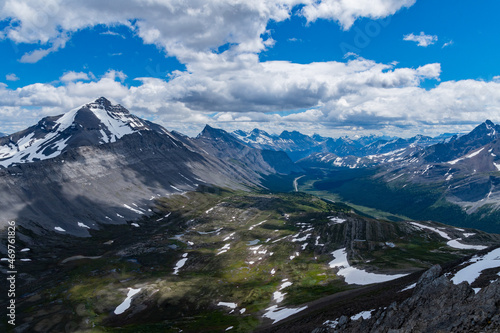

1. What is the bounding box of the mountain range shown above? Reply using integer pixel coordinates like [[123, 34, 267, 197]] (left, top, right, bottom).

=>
[[2, 97, 500, 234], [1, 97, 500, 332], [0, 97, 297, 235], [376, 120, 500, 215], [231, 127, 455, 162]]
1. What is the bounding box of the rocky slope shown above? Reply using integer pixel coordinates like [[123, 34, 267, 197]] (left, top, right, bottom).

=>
[[312, 249, 500, 333], [0, 98, 299, 235], [196, 125, 302, 175]]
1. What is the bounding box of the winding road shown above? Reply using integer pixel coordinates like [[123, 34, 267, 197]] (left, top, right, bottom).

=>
[[293, 175, 305, 192]]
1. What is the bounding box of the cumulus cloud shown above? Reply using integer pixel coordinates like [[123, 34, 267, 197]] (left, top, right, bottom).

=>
[[302, 0, 415, 30], [5, 73, 19, 81], [0, 0, 291, 62], [0, 0, 498, 138], [59, 71, 92, 82], [0, 58, 499, 138], [403, 32, 438, 47], [0, 0, 417, 62]]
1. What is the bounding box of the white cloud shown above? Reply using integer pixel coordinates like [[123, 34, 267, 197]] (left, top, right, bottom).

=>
[[442, 40, 454, 48], [100, 30, 125, 38], [403, 32, 438, 47], [60, 71, 91, 82], [302, 0, 415, 30], [1, 59, 500, 138], [0, 0, 497, 138], [0, 0, 417, 63], [19, 35, 69, 63], [5, 73, 19, 81]]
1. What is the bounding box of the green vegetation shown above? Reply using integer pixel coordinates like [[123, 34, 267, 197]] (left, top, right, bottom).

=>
[[9, 186, 497, 333], [298, 168, 500, 233]]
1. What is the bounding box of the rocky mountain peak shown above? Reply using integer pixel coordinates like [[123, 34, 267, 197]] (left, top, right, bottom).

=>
[[90, 96, 113, 108], [198, 124, 234, 141], [0, 98, 159, 168], [86, 97, 129, 115]]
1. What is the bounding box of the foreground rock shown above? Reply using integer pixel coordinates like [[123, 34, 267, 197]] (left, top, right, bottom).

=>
[[315, 262, 500, 333]]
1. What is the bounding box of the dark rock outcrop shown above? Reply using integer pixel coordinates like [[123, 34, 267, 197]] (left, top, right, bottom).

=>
[[316, 264, 500, 333]]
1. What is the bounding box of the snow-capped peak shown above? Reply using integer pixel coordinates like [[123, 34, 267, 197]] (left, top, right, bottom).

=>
[[0, 97, 154, 168]]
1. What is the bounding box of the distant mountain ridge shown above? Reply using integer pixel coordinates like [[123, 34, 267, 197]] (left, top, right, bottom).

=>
[[231, 127, 453, 162], [377, 120, 500, 210], [296, 120, 500, 232], [2, 97, 499, 234], [0, 97, 299, 235]]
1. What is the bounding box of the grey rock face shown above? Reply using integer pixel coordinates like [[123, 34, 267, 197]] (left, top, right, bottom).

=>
[[321, 263, 500, 333]]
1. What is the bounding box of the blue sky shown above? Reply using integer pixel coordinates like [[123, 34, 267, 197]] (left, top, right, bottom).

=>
[[0, 0, 499, 137]]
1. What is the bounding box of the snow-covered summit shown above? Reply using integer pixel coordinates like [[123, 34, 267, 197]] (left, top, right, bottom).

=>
[[0, 97, 162, 168]]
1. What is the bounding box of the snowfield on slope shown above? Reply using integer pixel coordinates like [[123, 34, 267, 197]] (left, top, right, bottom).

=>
[[451, 247, 500, 285], [114, 288, 142, 315], [329, 248, 408, 285]]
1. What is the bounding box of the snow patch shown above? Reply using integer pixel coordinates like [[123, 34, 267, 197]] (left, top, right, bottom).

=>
[[249, 220, 267, 230], [197, 227, 223, 235], [223, 232, 236, 242], [329, 249, 407, 285], [273, 291, 286, 303], [409, 222, 451, 240], [54, 227, 66, 232], [451, 248, 500, 285], [328, 216, 346, 224], [279, 281, 293, 290], [351, 310, 373, 321], [217, 243, 231, 256], [400, 283, 416, 292], [447, 148, 485, 165], [77, 222, 90, 229], [114, 288, 142, 315], [123, 204, 144, 215], [217, 302, 237, 309], [323, 319, 339, 329], [173, 254, 188, 275], [446, 239, 487, 250], [263, 305, 308, 324], [292, 233, 311, 242]]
